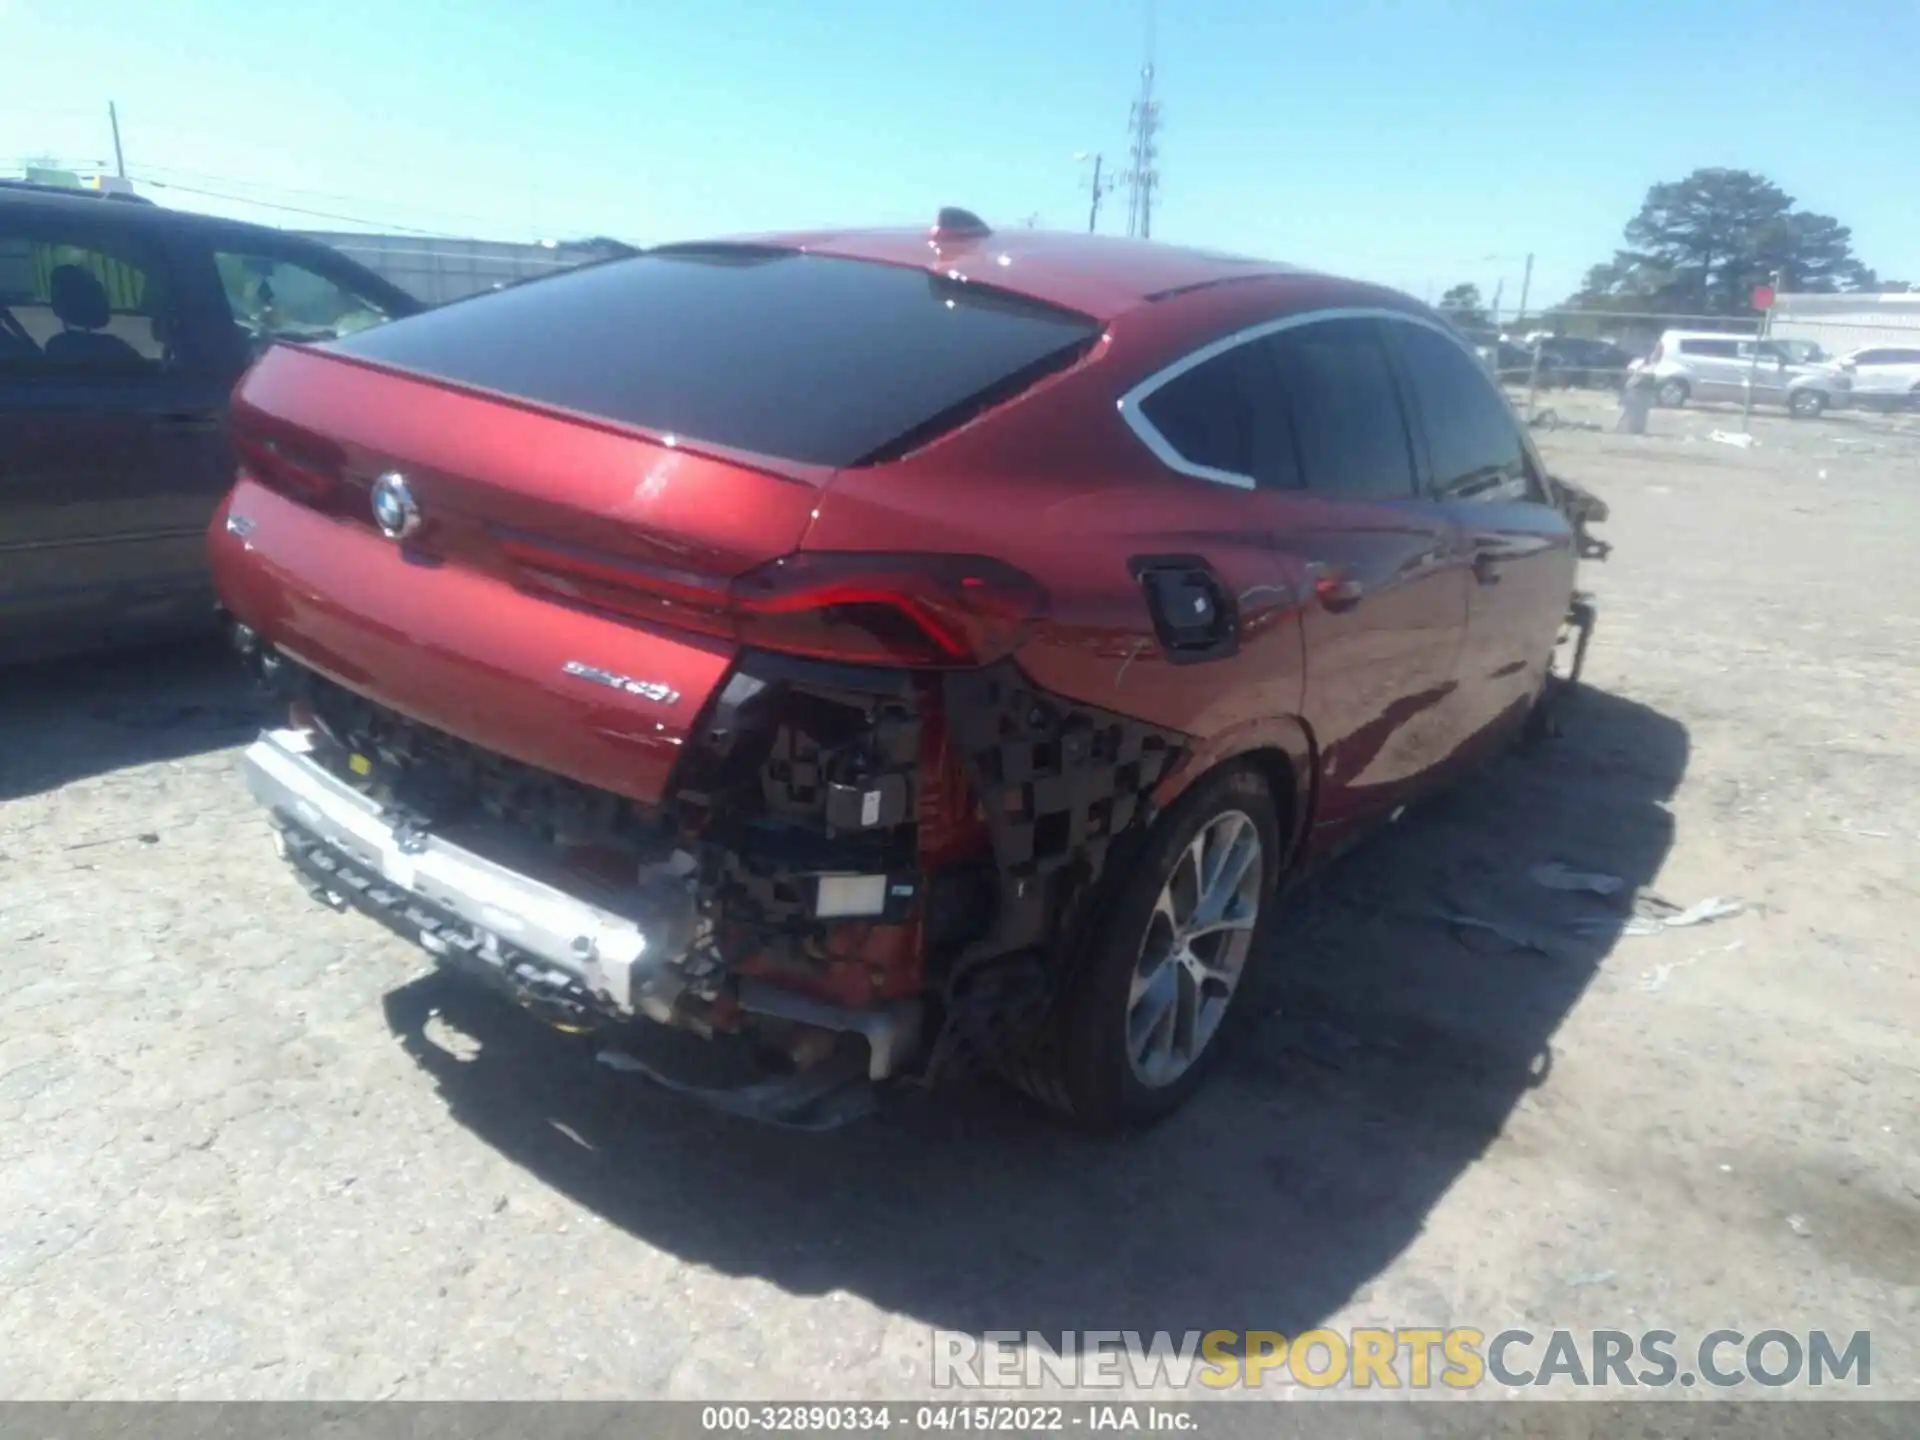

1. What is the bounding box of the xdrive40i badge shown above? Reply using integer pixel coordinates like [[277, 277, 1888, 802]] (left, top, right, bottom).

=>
[[561, 660, 681, 706]]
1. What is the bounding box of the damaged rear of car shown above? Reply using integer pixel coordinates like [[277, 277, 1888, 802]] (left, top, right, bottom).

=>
[[213, 231, 1611, 1133], [210, 242, 1174, 1127]]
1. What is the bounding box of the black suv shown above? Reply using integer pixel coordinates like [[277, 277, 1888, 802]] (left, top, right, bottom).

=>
[[0, 182, 422, 663]]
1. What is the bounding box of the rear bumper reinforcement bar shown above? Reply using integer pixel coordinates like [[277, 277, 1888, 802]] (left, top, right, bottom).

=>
[[242, 728, 923, 1084], [243, 728, 651, 1011]]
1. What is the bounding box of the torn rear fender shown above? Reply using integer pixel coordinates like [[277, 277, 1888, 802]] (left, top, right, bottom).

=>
[[1149, 712, 1315, 869]]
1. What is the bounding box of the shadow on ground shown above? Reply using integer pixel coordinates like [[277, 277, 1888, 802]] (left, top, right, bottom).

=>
[[0, 636, 274, 801], [381, 683, 1687, 1340]]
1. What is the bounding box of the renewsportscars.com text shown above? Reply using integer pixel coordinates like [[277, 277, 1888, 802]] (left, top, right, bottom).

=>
[[933, 1328, 1872, 1391]]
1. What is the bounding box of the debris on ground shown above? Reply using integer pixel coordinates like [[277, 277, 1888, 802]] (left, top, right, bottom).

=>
[[1438, 909, 1579, 960], [1529, 408, 1606, 433], [1661, 895, 1746, 928], [1709, 430, 1758, 449], [1529, 862, 1626, 896], [1565, 1269, 1618, 1288], [1576, 890, 1746, 938], [1637, 940, 1745, 993], [1785, 1214, 1812, 1238]]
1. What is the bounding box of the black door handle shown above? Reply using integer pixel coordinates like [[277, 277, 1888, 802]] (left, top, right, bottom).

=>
[[1309, 564, 1364, 611], [145, 410, 221, 432]]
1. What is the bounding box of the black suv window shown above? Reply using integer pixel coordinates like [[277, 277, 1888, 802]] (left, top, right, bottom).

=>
[[1137, 341, 1300, 489], [0, 219, 174, 376], [330, 248, 1101, 468], [1262, 318, 1416, 498], [1392, 321, 1529, 501], [213, 247, 398, 360]]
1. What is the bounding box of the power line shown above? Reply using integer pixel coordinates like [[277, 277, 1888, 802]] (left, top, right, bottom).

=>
[[128, 161, 513, 230], [130, 176, 454, 234]]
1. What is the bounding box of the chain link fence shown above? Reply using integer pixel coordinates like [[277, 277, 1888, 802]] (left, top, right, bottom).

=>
[[297, 232, 637, 306], [1439, 301, 1920, 436]]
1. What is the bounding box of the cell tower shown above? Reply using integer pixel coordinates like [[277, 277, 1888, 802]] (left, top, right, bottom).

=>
[[1123, 3, 1161, 239]]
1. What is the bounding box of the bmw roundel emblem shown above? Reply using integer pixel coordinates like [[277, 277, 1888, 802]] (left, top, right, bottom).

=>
[[370, 472, 420, 540]]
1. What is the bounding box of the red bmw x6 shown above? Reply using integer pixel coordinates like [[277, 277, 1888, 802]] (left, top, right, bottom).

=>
[[209, 210, 1606, 1131]]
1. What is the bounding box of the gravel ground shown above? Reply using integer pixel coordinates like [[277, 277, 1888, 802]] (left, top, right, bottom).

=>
[[2, 392, 1916, 1402]]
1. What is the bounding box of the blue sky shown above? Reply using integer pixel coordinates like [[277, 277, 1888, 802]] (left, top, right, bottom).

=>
[[6, 0, 1917, 308]]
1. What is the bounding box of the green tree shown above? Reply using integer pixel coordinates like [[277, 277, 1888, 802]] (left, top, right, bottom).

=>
[[1570, 168, 1875, 315], [1437, 282, 1489, 328]]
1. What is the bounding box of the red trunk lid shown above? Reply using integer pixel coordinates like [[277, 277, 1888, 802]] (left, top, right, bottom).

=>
[[210, 345, 826, 806]]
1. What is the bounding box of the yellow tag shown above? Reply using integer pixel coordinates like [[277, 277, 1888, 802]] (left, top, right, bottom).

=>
[[348, 753, 373, 776]]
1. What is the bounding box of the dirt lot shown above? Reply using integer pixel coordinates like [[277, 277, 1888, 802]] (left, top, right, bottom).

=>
[[2, 391, 1917, 1402]]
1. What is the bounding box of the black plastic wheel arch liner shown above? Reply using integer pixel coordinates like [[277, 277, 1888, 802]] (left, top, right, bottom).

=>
[[926, 662, 1188, 1074]]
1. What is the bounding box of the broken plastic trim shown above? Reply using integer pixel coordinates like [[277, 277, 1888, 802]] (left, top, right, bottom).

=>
[[927, 662, 1187, 1075]]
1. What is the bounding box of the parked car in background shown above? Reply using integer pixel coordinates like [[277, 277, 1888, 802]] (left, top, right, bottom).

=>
[[1836, 345, 1920, 411], [211, 213, 1607, 1131], [1628, 329, 1851, 416], [1535, 336, 1634, 390], [0, 180, 423, 664], [1772, 338, 1830, 367]]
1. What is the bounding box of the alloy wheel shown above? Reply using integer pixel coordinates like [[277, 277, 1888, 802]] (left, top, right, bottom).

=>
[[1126, 808, 1264, 1088]]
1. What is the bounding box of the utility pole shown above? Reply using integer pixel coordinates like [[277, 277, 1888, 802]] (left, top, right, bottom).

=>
[[1123, 1, 1161, 238], [1077, 152, 1115, 234], [108, 102, 126, 178], [1516, 252, 1534, 324]]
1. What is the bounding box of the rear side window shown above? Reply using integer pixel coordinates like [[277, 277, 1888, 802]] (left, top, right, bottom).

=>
[[1262, 318, 1416, 498], [1140, 346, 1255, 478], [1679, 338, 1740, 358], [0, 220, 175, 376], [1136, 342, 1300, 489], [328, 249, 1100, 467], [1391, 322, 1528, 501]]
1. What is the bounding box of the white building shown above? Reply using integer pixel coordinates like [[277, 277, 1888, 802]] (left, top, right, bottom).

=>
[[1768, 291, 1920, 358]]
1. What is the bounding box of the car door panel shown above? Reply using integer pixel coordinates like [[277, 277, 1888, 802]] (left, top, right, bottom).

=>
[[1444, 491, 1574, 731], [1689, 344, 1737, 401], [1385, 316, 1576, 749], [1246, 317, 1475, 849], [1739, 342, 1786, 403], [0, 213, 234, 659], [1281, 497, 1469, 831]]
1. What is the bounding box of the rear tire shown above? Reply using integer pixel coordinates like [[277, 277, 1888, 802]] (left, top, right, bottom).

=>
[[1656, 378, 1689, 408], [1789, 389, 1827, 418], [1003, 763, 1281, 1132]]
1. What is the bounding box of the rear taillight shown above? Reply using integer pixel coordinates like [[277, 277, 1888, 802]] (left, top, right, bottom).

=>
[[731, 553, 1048, 666], [231, 420, 344, 507], [504, 541, 1048, 668]]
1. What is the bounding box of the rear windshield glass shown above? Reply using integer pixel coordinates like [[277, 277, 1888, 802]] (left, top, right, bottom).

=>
[[326, 248, 1100, 467]]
